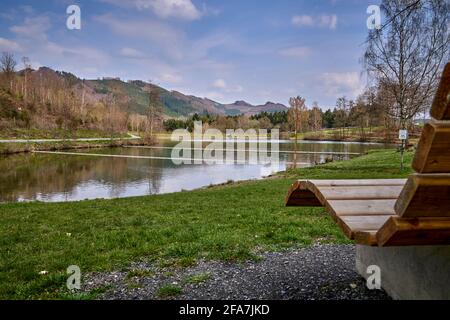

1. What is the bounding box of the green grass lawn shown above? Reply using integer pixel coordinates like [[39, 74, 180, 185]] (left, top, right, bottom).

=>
[[0, 150, 414, 299]]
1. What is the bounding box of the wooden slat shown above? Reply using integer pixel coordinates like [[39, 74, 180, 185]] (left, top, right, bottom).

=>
[[412, 121, 450, 173], [354, 230, 378, 246], [317, 185, 403, 201], [377, 216, 450, 246], [327, 199, 396, 216], [430, 63, 450, 120], [395, 174, 450, 217], [285, 179, 406, 207], [337, 215, 391, 239], [305, 179, 406, 187]]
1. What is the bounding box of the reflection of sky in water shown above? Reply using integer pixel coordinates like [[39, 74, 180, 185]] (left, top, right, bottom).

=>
[[1, 141, 393, 203], [27, 163, 288, 202]]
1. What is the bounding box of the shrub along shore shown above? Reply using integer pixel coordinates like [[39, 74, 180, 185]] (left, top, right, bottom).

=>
[[0, 138, 148, 155]]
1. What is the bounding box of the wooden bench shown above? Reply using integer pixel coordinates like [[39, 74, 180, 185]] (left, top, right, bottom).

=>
[[285, 63, 450, 248], [284, 64, 450, 299]]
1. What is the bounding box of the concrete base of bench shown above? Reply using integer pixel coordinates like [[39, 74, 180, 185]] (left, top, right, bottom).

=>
[[356, 245, 450, 300]]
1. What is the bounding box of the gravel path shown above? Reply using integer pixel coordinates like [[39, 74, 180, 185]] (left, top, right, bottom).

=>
[[82, 244, 389, 300]]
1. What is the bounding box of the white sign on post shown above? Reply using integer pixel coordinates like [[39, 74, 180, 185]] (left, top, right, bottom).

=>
[[399, 130, 408, 140]]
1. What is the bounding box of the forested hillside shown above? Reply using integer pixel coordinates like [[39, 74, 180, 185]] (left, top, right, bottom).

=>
[[0, 57, 288, 137]]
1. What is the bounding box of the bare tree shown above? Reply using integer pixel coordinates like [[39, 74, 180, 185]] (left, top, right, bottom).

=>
[[351, 96, 371, 141], [147, 89, 164, 137], [334, 97, 350, 139], [288, 96, 308, 168], [364, 0, 450, 129], [0, 52, 17, 90], [80, 80, 86, 125], [288, 96, 308, 138], [21, 56, 31, 102], [310, 102, 323, 132], [360, 87, 384, 133], [258, 116, 273, 130]]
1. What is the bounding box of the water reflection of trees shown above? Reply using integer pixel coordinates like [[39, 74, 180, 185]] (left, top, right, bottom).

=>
[[283, 141, 388, 167], [0, 143, 391, 202], [0, 149, 164, 202]]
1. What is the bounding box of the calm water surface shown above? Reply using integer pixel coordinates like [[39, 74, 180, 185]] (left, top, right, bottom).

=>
[[0, 140, 393, 202]]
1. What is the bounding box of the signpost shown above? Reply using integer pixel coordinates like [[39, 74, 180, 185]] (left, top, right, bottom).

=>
[[399, 130, 408, 140], [399, 129, 408, 170]]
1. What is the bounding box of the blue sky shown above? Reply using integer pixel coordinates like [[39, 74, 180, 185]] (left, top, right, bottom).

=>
[[0, 0, 380, 107]]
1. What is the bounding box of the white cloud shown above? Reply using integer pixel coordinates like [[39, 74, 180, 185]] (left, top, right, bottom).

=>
[[92, 14, 238, 91], [229, 85, 243, 93], [94, 14, 183, 60], [278, 46, 312, 58], [81, 67, 99, 74], [10, 15, 107, 64], [204, 91, 225, 101], [189, 31, 238, 60], [291, 15, 314, 27], [120, 47, 146, 59], [7, 14, 111, 75], [45, 42, 110, 65], [318, 15, 338, 30], [203, 5, 222, 17], [10, 16, 51, 40], [213, 78, 227, 89], [144, 0, 201, 20], [319, 72, 363, 98], [94, 14, 181, 43], [20, 5, 34, 14], [292, 14, 338, 30], [0, 38, 23, 52], [212, 78, 243, 94], [100, 0, 202, 20], [159, 72, 183, 83]]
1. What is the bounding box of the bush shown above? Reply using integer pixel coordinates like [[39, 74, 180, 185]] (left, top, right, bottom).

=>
[[163, 119, 188, 132], [142, 133, 158, 145]]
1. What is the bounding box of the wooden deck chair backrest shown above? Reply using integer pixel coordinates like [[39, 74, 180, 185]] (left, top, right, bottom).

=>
[[395, 63, 450, 218]]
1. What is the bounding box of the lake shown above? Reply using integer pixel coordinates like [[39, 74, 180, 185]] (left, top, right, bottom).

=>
[[0, 140, 393, 202]]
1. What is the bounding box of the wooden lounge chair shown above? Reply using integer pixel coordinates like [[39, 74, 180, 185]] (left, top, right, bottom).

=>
[[285, 63, 450, 299]]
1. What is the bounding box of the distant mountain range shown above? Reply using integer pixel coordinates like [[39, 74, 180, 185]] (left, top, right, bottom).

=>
[[29, 67, 288, 117]]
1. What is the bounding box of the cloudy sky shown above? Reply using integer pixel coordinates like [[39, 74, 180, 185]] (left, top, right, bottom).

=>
[[0, 0, 378, 107]]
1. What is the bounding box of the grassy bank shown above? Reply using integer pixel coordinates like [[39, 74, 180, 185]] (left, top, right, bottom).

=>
[[300, 127, 384, 142], [0, 128, 129, 140], [294, 127, 421, 145], [0, 150, 413, 299], [0, 129, 145, 155], [0, 138, 148, 155]]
